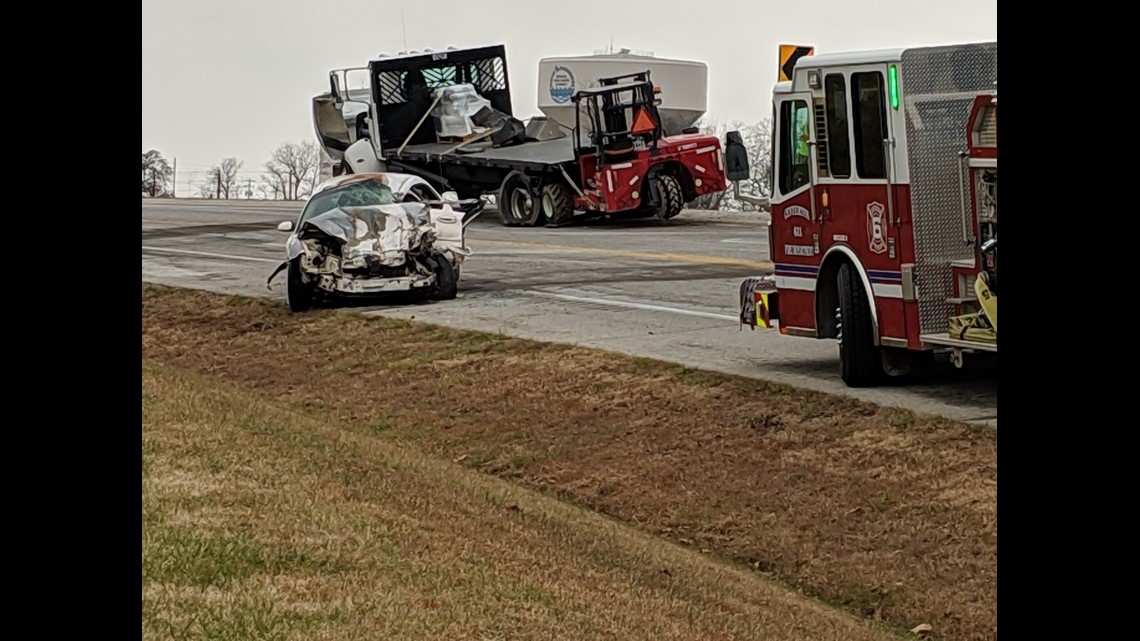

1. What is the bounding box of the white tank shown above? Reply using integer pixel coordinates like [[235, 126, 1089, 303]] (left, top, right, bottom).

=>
[[537, 49, 708, 137]]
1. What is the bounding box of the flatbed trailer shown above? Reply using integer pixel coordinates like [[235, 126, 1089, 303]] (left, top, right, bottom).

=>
[[388, 136, 576, 172], [315, 44, 729, 228]]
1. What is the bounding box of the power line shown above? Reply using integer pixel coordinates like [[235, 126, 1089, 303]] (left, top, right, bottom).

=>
[[177, 170, 277, 175]]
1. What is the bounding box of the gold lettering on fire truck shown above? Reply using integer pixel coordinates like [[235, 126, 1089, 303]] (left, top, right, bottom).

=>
[[866, 201, 887, 254], [784, 205, 810, 221]]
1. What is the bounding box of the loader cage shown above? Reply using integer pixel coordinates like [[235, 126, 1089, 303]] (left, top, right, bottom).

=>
[[369, 45, 513, 151], [572, 71, 665, 162]]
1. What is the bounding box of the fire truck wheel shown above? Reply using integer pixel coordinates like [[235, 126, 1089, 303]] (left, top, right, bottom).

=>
[[541, 183, 574, 227], [837, 262, 885, 387], [650, 173, 684, 220]]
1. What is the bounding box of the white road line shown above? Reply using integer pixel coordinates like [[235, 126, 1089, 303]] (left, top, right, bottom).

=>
[[721, 237, 764, 244], [141, 246, 280, 263], [142, 264, 213, 279], [526, 291, 738, 322]]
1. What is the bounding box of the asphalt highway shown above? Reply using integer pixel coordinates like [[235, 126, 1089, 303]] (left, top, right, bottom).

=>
[[142, 198, 997, 425]]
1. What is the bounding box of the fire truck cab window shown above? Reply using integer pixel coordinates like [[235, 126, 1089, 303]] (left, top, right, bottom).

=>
[[824, 74, 852, 178], [852, 71, 888, 179], [778, 99, 811, 195]]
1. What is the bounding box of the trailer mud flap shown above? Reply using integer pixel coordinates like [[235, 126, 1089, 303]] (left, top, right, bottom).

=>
[[266, 260, 290, 290], [739, 276, 778, 330]]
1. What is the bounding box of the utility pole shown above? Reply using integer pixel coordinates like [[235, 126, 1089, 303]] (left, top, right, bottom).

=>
[[172, 157, 177, 198], [216, 170, 221, 200], [247, 178, 252, 199]]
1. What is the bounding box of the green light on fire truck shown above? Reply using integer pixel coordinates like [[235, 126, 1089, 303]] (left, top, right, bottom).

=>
[[888, 64, 899, 109]]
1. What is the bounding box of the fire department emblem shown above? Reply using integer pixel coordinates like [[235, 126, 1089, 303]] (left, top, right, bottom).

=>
[[866, 201, 887, 254]]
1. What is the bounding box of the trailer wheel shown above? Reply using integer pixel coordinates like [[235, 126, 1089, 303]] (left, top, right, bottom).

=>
[[649, 173, 684, 220], [541, 182, 574, 227], [836, 262, 884, 387], [497, 170, 543, 226]]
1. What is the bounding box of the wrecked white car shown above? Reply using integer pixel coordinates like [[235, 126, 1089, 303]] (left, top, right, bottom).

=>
[[267, 172, 483, 312]]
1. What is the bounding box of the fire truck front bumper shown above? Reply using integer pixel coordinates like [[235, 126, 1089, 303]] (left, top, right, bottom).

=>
[[739, 276, 778, 330]]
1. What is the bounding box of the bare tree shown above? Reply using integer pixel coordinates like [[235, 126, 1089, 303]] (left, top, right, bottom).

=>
[[265, 141, 319, 200], [142, 149, 174, 198], [204, 157, 243, 199], [196, 180, 216, 199], [259, 174, 285, 200], [262, 163, 288, 200]]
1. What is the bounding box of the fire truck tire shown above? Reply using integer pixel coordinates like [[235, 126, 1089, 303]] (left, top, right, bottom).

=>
[[651, 173, 684, 220], [837, 262, 884, 387], [497, 171, 543, 227], [541, 182, 574, 227]]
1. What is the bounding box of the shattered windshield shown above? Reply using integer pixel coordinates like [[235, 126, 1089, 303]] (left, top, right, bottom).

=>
[[300, 180, 396, 224]]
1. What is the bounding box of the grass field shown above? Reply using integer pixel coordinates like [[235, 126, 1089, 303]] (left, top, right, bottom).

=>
[[142, 283, 996, 640], [143, 361, 915, 640]]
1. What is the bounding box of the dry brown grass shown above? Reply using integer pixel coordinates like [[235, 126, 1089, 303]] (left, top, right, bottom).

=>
[[143, 358, 907, 640], [142, 283, 996, 641]]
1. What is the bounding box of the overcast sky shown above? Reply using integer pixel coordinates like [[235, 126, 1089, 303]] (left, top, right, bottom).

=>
[[142, 0, 996, 189]]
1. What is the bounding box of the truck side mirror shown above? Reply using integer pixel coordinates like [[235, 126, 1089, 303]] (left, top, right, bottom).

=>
[[330, 73, 344, 108], [724, 130, 751, 182]]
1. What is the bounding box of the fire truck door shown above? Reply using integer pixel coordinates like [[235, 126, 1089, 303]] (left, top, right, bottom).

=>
[[771, 92, 821, 263], [766, 92, 823, 331]]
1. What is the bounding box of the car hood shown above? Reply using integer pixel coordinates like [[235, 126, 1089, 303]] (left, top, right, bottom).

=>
[[287, 202, 434, 267]]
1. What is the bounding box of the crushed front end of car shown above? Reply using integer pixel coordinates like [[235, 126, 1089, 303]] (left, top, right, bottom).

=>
[[268, 201, 470, 302]]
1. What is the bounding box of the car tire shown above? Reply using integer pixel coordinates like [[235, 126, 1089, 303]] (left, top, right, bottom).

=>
[[431, 256, 458, 300]]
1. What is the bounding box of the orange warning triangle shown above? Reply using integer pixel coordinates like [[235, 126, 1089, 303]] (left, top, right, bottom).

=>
[[631, 108, 656, 134]]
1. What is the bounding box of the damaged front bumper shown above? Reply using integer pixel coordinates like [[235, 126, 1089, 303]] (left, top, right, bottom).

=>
[[317, 271, 434, 294], [266, 253, 438, 295]]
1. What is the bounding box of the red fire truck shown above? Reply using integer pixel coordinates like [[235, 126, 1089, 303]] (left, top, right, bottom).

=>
[[726, 41, 997, 387]]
